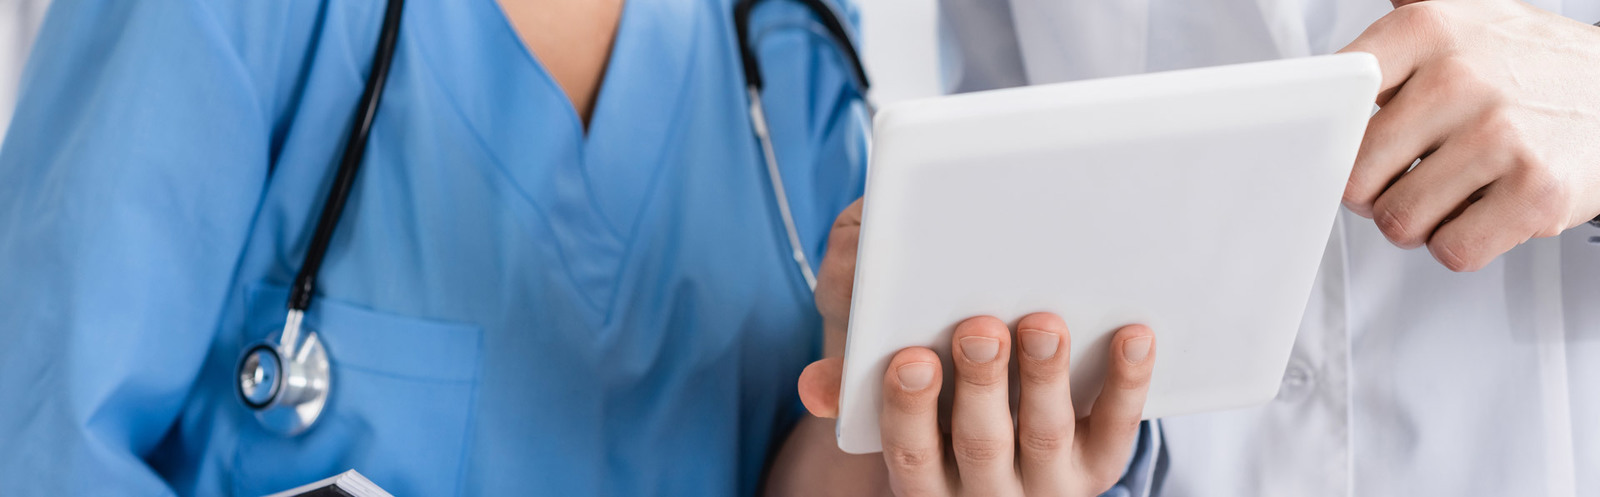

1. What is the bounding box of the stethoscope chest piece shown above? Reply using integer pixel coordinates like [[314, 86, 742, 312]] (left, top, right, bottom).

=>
[[237, 309, 331, 436], [230, 0, 866, 436]]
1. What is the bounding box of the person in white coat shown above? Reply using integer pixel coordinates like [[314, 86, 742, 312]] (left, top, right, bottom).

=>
[[939, 0, 1600, 495]]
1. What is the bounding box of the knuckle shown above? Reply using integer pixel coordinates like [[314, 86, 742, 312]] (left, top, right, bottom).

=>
[[1342, 177, 1377, 214], [1533, 224, 1565, 239], [1480, 84, 1513, 110], [832, 199, 864, 229], [1019, 360, 1065, 386], [1389, 2, 1453, 37], [1429, 56, 1486, 100], [1511, 162, 1561, 198], [1373, 200, 1423, 247], [823, 203, 863, 257], [1020, 429, 1069, 453], [959, 370, 1007, 389], [823, 225, 859, 258], [1429, 236, 1478, 272], [1108, 367, 1152, 391], [958, 361, 1009, 389], [953, 367, 1004, 391], [1113, 416, 1143, 435], [1509, 170, 1570, 237], [1510, 152, 1551, 181], [886, 386, 938, 415], [1477, 108, 1526, 149], [1533, 207, 1569, 238], [883, 442, 940, 471], [951, 436, 1008, 464], [831, 213, 858, 232]]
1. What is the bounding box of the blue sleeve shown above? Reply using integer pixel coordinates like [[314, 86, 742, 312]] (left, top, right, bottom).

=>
[[0, 0, 270, 493], [743, 0, 871, 424], [746, 0, 869, 269], [1100, 420, 1169, 497]]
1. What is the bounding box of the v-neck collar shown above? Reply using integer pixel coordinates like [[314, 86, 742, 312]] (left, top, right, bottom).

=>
[[410, 0, 699, 238], [407, 0, 700, 314], [578, 0, 701, 235]]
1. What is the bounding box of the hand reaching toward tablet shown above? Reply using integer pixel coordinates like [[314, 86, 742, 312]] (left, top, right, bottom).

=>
[[777, 199, 1159, 497], [1339, 0, 1600, 271]]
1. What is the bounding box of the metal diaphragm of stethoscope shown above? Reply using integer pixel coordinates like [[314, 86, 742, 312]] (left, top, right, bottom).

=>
[[236, 0, 872, 435]]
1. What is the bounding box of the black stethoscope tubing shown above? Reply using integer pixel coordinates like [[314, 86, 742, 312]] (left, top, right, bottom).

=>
[[288, 0, 406, 313], [735, 0, 870, 94], [292, 0, 867, 313], [243, 0, 871, 435]]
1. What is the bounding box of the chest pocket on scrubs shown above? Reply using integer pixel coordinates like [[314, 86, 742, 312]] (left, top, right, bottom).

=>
[[232, 284, 482, 496]]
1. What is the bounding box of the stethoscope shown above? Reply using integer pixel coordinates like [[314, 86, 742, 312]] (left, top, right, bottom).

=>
[[236, 0, 871, 435]]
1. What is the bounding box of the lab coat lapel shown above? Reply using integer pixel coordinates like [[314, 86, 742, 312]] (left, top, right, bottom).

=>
[[1504, 237, 1579, 497], [1252, 0, 1311, 57], [1007, 0, 1152, 83]]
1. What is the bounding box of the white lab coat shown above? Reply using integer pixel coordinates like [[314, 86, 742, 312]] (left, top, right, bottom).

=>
[[939, 0, 1600, 495], [0, 0, 50, 144]]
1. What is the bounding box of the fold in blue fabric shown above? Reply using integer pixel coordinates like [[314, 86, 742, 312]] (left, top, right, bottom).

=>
[[0, 0, 866, 495]]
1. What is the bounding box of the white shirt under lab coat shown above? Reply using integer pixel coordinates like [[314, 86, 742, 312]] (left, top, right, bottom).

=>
[[939, 1, 1600, 495]]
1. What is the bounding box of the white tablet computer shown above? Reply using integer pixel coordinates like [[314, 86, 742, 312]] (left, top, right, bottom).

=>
[[835, 53, 1380, 454]]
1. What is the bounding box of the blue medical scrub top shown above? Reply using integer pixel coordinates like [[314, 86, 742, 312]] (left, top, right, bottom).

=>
[[0, 0, 867, 495]]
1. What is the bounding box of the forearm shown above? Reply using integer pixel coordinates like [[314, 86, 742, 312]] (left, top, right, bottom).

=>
[[765, 416, 891, 497]]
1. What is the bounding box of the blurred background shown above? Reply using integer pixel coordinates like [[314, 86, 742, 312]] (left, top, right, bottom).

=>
[[857, 0, 940, 105], [0, 0, 940, 147]]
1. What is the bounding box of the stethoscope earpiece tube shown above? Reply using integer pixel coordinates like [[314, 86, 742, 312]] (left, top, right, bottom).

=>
[[238, 0, 869, 436], [733, 0, 870, 95], [288, 0, 405, 313], [236, 0, 405, 436], [734, 0, 871, 293]]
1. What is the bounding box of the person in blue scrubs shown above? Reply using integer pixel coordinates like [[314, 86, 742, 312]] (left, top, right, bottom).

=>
[[0, 0, 866, 494], [0, 0, 1160, 495]]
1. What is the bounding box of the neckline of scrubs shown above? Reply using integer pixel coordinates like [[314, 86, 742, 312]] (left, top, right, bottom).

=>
[[405, 0, 700, 316], [413, 0, 700, 241]]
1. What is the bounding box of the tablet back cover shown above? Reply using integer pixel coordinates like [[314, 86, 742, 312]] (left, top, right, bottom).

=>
[[836, 53, 1380, 454]]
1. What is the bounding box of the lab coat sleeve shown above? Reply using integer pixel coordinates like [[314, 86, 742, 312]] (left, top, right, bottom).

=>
[[0, 0, 269, 493]]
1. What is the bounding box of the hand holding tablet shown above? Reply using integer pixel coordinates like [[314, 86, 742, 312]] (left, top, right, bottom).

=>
[[798, 202, 1162, 496], [798, 52, 1381, 468]]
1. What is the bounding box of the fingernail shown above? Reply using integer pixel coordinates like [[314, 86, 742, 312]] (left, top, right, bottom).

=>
[[1123, 337, 1152, 364], [1019, 330, 1059, 360], [897, 362, 936, 391], [960, 336, 1000, 363]]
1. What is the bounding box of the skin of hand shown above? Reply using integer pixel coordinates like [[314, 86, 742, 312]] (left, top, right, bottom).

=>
[[788, 199, 1158, 497], [1338, 0, 1600, 271]]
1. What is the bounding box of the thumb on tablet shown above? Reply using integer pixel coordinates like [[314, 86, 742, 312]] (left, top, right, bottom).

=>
[[798, 357, 845, 418], [817, 199, 863, 357]]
